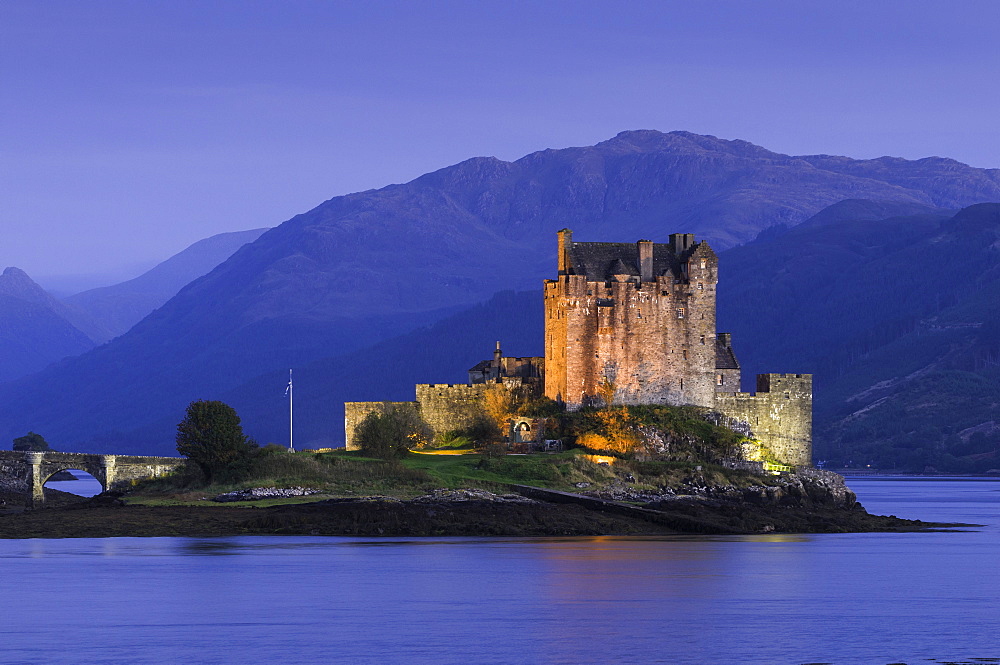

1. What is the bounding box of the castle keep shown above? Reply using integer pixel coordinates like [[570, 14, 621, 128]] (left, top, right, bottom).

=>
[[545, 230, 718, 409], [345, 229, 812, 467]]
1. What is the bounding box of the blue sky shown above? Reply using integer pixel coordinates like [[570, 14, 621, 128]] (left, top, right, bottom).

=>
[[3, 0, 999, 289]]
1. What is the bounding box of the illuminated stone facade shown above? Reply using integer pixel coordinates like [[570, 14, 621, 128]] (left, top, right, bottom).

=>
[[543, 229, 812, 467], [544, 230, 719, 409]]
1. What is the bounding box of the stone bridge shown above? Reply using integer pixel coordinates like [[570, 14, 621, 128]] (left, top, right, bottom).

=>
[[0, 451, 186, 508]]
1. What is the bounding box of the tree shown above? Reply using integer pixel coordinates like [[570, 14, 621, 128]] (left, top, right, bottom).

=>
[[354, 404, 429, 459], [175, 400, 257, 481], [12, 431, 52, 452], [482, 383, 531, 438]]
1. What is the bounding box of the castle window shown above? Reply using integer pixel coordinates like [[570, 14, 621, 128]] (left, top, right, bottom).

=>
[[637, 309, 641, 318], [698, 283, 703, 290], [683, 350, 688, 360], [676, 308, 685, 319], [717, 374, 724, 386], [700, 335, 705, 345], [661, 290, 669, 296], [700, 259, 707, 269], [680, 379, 684, 390]]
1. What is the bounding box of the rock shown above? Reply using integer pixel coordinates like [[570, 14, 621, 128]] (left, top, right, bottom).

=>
[[211, 487, 320, 503], [412, 489, 538, 504]]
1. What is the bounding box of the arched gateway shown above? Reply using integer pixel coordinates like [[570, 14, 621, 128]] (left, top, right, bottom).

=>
[[0, 451, 185, 508]]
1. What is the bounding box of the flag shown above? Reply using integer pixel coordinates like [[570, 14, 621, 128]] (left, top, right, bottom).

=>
[[284, 370, 292, 396]]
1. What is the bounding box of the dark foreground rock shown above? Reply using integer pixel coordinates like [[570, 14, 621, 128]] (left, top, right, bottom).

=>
[[0, 487, 961, 539]]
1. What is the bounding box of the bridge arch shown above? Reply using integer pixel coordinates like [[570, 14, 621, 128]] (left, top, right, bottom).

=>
[[41, 467, 105, 498], [39, 461, 110, 490]]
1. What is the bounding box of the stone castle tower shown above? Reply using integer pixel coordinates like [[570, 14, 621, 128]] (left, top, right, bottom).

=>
[[543, 229, 812, 466], [545, 229, 720, 409]]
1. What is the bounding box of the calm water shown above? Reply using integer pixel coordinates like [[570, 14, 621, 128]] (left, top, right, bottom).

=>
[[47, 471, 103, 497], [1, 478, 998, 665]]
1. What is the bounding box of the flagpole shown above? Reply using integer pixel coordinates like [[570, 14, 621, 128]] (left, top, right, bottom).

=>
[[288, 369, 294, 453]]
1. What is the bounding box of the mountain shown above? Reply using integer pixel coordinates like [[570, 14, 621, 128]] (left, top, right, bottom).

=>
[[2, 130, 1000, 454], [65, 228, 270, 341], [717, 202, 1000, 471], [0, 267, 97, 383], [130, 291, 545, 452]]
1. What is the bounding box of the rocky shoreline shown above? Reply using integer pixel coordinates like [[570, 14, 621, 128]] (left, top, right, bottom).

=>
[[0, 474, 963, 539]]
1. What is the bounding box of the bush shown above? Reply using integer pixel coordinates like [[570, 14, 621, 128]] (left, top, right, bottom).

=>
[[434, 431, 474, 449], [520, 396, 565, 418], [355, 404, 430, 459], [176, 400, 257, 482]]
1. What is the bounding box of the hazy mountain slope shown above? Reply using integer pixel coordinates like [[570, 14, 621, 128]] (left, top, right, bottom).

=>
[[0, 268, 96, 382], [4, 131, 1000, 454], [66, 228, 270, 340]]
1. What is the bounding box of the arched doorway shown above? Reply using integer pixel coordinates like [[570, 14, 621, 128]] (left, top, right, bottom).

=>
[[43, 469, 104, 498]]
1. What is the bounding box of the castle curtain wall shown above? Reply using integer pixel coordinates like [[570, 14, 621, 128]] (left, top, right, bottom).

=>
[[714, 374, 813, 467]]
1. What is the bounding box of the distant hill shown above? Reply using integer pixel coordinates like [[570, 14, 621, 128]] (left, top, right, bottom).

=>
[[66, 228, 270, 340], [0, 267, 97, 383], [718, 202, 1000, 471], [2, 130, 1000, 454]]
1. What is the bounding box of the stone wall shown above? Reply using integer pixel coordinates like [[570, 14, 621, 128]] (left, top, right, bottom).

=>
[[414, 384, 490, 436], [715, 368, 741, 391], [544, 235, 718, 410], [715, 373, 813, 467], [343, 401, 419, 451], [345, 385, 518, 450]]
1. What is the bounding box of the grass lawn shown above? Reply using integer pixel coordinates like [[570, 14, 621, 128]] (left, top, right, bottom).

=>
[[125, 447, 765, 508]]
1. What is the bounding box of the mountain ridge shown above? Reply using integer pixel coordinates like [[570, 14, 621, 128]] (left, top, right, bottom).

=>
[[66, 227, 270, 340], [0, 267, 97, 382]]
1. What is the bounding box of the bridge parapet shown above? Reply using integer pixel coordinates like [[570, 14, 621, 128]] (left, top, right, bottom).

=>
[[0, 451, 186, 508]]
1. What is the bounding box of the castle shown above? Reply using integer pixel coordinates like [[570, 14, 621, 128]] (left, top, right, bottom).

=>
[[345, 229, 812, 467]]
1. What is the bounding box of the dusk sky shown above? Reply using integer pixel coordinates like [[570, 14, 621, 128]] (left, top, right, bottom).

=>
[[3, 0, 999, 291]]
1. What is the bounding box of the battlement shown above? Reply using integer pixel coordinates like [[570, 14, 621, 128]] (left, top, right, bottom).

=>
[[715, 373, 813, 467], [417, 383, 489, 394]]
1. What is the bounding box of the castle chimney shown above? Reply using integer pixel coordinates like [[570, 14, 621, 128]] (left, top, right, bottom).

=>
[[494, 340, 502, 364], [557, 228, 573, 275], [638, 239, 653, 282], [669, 233, 695, 256]]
